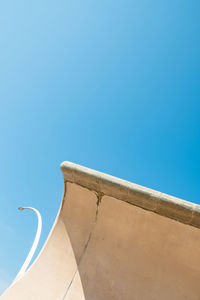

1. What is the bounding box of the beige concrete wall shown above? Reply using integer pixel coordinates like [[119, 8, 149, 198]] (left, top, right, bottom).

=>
[[1, 214, 85, 300], [2, 162, 200, 299]]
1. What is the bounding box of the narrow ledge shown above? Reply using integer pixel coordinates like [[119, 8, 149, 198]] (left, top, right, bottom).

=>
[[60, 161, 200, 229]]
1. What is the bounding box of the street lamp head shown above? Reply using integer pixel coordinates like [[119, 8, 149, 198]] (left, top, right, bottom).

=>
[[18, 207, 25, 210]]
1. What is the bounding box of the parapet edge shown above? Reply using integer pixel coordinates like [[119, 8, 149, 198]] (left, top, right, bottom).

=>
[[60, 161, 200, 229]]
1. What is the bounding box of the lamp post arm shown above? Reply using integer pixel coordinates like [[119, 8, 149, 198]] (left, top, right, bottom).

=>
[[14, 207, 42, 282]]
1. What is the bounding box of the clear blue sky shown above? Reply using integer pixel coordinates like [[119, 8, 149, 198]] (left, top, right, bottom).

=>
[[0, 0, 199, 294]]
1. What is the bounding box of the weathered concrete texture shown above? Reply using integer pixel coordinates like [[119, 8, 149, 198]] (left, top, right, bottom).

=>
[[1, 162, 200, 299], [78, 194, 200, 299], [60, 162, 199, 228]]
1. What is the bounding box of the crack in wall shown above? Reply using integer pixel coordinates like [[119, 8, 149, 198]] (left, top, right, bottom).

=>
[[61, 191, 103, 300], [61, 182, 68, 211]]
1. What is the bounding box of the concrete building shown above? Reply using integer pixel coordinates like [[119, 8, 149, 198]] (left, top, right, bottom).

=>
[[1, 161, 200, 299]]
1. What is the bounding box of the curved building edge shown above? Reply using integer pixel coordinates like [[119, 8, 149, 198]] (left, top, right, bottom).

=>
[[60, 161, 200, 228]]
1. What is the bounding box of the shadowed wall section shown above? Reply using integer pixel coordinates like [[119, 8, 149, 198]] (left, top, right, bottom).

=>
[[1, 162, 200, 299]]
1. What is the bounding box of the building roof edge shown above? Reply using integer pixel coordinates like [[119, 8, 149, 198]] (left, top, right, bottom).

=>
[[60, 161, 200, 229]]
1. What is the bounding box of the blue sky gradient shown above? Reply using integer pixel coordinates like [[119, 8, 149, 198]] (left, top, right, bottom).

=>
[[0, 0, 199, 294]]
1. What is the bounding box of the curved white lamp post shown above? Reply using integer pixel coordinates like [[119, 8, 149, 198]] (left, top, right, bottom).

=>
[[14, 207, 42, 282]]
